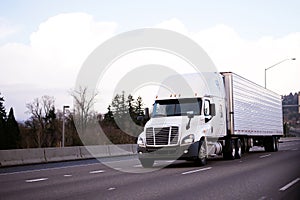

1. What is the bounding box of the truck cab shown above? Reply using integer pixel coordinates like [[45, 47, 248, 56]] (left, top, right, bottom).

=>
[[137, 73, 227, 167]]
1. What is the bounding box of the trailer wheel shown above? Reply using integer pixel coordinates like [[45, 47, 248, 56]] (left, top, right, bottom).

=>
[[274, 137, 279, 152], [195, 139, 207, 166], [235, 139, 242, 159], [140, 159, 154, 168], [264, 136, 277, 152], [223, 139, 235, 160]]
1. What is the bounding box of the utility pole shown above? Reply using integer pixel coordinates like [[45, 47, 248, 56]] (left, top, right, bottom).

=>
[[62, 105, 70, 147]]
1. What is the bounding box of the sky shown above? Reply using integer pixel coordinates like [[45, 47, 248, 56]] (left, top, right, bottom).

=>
[[0, 0, 299, 120]]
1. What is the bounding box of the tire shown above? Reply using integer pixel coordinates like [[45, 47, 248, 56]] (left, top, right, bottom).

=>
[[241, 138, 247, 154], [223, 139, 236, 160], [195, 139, 207, 166], [140, 159, 154, 168], [235, 139, 242, 159], [274, 137, 279, 152], [264, 136, 277, 152]]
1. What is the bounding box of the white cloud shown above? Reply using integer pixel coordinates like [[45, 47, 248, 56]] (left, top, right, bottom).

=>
[[0, 18, 19, 39], [0, 13, 118, 119], [1, 13, 118, 88], [1, 15, 299, 120], [155, 20, 300, 94]]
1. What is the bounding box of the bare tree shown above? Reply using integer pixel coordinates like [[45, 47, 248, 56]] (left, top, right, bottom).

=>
[[26, 95, 56, 147], [70, 86, 98, 136]]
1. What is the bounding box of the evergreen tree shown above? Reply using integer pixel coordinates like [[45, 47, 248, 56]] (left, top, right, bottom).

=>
[[104, 105, 114, 124], [135, 96, 144, 117], [0, 93, 6, 149], [6, 108, 21, 149], [127, 94, 135, 119]]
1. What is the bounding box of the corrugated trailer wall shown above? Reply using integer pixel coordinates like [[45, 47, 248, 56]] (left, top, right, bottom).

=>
[[222, 72, 283, 136]]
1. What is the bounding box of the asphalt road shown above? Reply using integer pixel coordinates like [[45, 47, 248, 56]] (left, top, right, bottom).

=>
[[0, 139, 299, 200]]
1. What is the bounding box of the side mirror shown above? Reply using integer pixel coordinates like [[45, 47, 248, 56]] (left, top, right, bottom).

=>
[[210, 103, 216, 116], [144, 107, 150, 120], [187, 111, 194, 119]]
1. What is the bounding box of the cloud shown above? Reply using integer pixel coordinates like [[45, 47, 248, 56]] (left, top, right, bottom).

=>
[[1, 15, 299, 120], [0, 18, 19, 39], [155, 20, 300, 94], [1, 12, 118, 88], [0, 13, 118, 120]]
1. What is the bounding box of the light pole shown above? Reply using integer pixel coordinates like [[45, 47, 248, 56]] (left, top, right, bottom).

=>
[[265, 58, 296, 88], [62, 105, 70, 147]]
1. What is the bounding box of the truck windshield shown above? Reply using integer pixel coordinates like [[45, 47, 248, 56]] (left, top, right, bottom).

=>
[[152, 98, 202, 117]]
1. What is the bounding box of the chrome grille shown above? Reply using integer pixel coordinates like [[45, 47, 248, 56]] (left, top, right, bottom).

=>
[[146, 126, 179, 145]]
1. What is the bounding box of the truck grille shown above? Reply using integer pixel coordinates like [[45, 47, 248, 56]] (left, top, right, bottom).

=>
[[146, 126, 179, 145]]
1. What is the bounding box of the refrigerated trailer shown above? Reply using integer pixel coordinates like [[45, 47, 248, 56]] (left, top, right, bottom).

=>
[[137, 72, 283, 167]]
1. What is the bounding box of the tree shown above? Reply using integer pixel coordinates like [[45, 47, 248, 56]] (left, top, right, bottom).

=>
[[70, 87, 98, 138], [5, 108, 21, 149], [0, 93, 6, 149], [26, 95, 57, 147]]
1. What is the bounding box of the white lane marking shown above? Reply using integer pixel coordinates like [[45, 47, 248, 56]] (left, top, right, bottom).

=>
[[25, 178, 48, 183], [166, 160, 174, 163], [89, 170, 105, 174], [259, 154, 271, 158], [0, 163, 101, 176], [133, 165, 142, 168], [279, 177, 300, 191], [108, 187, 116, 191], [64, 174, 72, 177], [258, 196, 267, 200], [181, 167, 212, 175]]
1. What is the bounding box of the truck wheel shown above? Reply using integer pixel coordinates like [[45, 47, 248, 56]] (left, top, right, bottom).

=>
[[235, 139, 242, 159], [140, 159, 154, 168], [223, 139, 235, 160], [241, 138, 248, 154], [274, 137, 279, 152], [195, 139, 207, 166], [264, 136, 276, 152]]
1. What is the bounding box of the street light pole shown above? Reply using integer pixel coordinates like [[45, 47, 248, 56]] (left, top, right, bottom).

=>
[[264, 58, 296, 88], [62, 105, 70, 147]]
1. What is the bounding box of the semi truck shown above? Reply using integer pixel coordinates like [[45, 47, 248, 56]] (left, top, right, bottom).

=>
[[137, 72, 283, 168]]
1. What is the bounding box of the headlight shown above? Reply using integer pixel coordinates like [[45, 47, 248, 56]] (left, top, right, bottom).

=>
[[181, 134, 195, 144], [137, 137, 145, 146]]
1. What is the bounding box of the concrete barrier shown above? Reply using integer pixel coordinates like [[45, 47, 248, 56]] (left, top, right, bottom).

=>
[[80, 145, 110, 159], [0, 148, 46, 167], [0, 144, 137, 167], [108, 144, 134, 156], [44, 147, 80, 162]]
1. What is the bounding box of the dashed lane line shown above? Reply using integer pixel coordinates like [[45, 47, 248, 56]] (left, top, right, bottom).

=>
[[25, 178, 48, 183], [259, 154, 271, 158], [279, 177, 300, 191], [89, 170, 105, 174], [181, 167, 212, 175]]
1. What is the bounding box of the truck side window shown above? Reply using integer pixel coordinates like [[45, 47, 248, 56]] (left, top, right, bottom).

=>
[[204, 100, 210, 116]]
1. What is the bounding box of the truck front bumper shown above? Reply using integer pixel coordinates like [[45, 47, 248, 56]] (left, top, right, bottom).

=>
[[137, 141, 200, 160]]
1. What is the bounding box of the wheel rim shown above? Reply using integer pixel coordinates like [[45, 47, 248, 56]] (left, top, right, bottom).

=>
[[199, 141, 206, 159]]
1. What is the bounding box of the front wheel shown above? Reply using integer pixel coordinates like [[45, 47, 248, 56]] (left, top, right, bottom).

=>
[[139, 159, 154, 168], [195, 139, 207, 166]]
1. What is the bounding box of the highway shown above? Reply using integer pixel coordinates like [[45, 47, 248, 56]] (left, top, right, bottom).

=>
[[0, 139, 299, 200]]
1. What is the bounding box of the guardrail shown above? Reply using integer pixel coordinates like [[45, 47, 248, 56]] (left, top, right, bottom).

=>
[[0, 144, 138, 167]]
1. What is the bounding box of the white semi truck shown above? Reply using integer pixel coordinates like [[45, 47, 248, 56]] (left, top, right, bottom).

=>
[[137, 72, 283, 167]]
